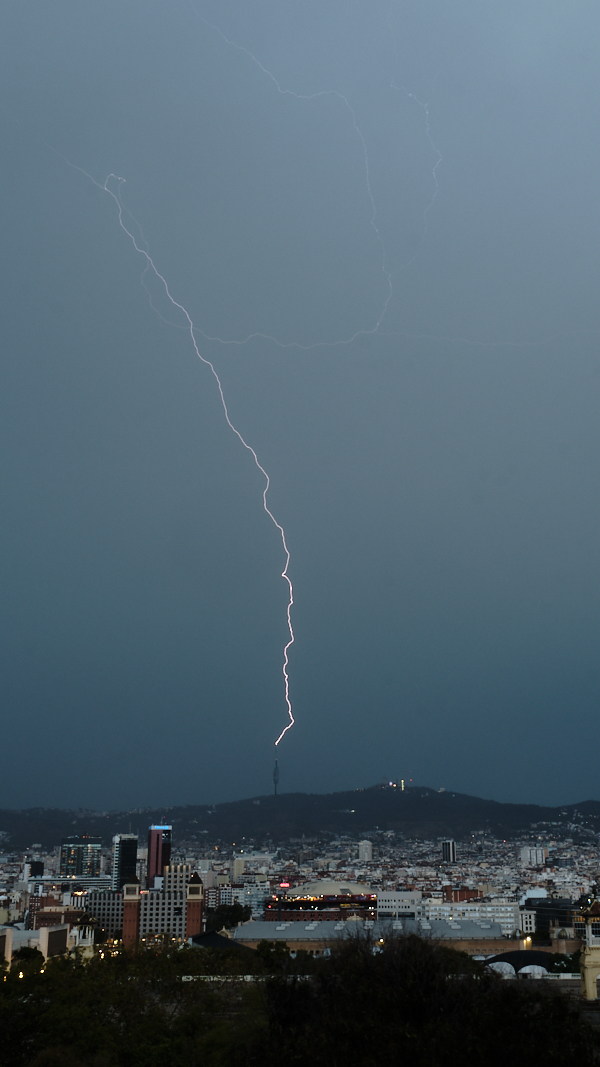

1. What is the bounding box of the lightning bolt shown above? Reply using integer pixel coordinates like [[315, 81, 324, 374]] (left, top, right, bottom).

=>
[[62, 161, 295, 746], [26, 5, 583, 760]]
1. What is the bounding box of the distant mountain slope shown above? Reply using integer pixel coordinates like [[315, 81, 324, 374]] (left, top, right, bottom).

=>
[[2, 785, 600, 851]]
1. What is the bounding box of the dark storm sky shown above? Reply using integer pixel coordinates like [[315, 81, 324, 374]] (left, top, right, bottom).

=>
[[1, 1, 599, 810]]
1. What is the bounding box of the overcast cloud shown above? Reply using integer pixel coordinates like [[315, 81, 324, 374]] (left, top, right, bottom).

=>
[[1, 1, 599, 809]]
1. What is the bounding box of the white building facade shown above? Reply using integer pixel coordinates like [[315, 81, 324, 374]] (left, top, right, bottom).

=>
[[520, 847, 547, 866], [376, 891, 423, 918], [358, 841, 373, 862], [422, 898, 533, 936]]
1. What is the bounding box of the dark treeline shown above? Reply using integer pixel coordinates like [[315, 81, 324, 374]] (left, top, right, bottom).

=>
[[204, 901, 252, 932], [2, 936, 599, 1067]]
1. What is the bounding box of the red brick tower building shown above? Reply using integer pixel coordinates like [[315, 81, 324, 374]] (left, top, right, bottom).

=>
[[122, 882, 141, 948], [185, 874, 204, 938]]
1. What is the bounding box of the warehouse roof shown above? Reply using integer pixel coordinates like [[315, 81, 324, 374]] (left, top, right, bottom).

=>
[[287, 881, 372, 898], [232, 917, 504, 943]]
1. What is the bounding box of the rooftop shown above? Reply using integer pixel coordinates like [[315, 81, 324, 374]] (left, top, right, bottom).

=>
[[232, 917, 504, 943]]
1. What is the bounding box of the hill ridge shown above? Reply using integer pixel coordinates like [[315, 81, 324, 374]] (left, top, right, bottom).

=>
[[2, 784, 600, 850]]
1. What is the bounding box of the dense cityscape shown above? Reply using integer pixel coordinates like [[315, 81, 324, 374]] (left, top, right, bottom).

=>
[[5, 789, 600, 1065], [3, 799, 600, 961]]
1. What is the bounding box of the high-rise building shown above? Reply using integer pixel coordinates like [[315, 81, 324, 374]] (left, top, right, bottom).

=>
[[163, 864, 193, 891], [82, 824, 203, 947], [147, 825, 172, 888], [111, 834, 138, 891], [520, 846, 547, 866], [60, 836, 102, 879], [442, 840, 456, 863], [83, 890, 124, 938], [358, 840, 373, 862], [230, 858, 245, 882]]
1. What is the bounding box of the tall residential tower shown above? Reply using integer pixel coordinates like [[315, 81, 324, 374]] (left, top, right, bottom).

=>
[[111, 834, 138, 891]]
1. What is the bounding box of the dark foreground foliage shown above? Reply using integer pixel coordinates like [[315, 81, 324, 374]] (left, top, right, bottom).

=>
[[263, 935, 599, 1067], [2, 936, 598, 1067], [204, 901, 252, 932]]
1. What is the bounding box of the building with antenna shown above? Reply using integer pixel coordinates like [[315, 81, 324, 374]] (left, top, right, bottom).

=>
[[273, 760, 279, 796], [147, 825, 171, 888]]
